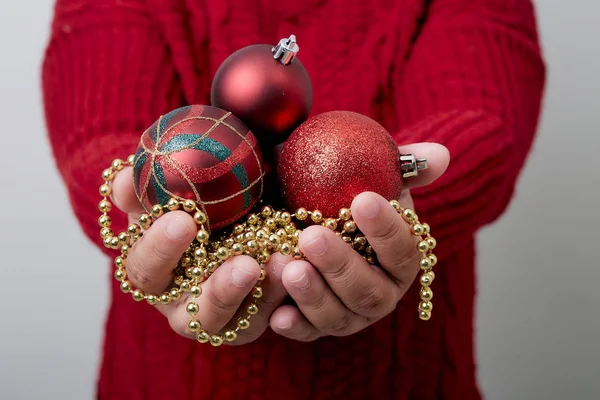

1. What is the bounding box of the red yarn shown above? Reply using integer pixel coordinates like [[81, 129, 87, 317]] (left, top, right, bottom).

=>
[[41, 0, 545, 398]]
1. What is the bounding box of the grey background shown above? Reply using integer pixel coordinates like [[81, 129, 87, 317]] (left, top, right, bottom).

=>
[[0, 0, 598, 399]]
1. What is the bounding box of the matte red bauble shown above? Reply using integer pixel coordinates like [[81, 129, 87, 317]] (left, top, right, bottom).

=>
[[278, 111, 403, 217], [132, 105, 264, 231], [211, 35, 313, 149]]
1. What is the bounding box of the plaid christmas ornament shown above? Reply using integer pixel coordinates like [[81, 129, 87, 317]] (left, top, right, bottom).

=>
[[133, 105, 264, 230]]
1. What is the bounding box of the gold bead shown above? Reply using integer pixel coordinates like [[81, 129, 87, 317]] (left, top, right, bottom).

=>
[[248, 213, 259, 225], [114, 256, 125, 268], [422, 223, 431, 235], [420, 273, 433, 286], [265, 218, 276, 230], [170, 288, 181, 300], [295, 208, 308, 220], [114, 269, 126, 281], [419, 301, 433, 313], [146, 294, 158, 305], [261, 206, 274, 217], [180, 281, 191, 291], [238, 318, 250, 330], [428, 271, 436, 280], [281, 211, 291, 224], [268, 234, 280, 246], [285, 224, 296, 235], [232, 243, 244, 255], [119, 280, 132, 293], [420, 287, 433, 301], [109, 237, 120, 249], [389, 199, 402, 212], [233, 224, 245, 235], [112, 159, 125, 170], [311, 210, 323, 223], [183, 199, 196, 212], [252, 286, 263, 299], [181, 256, 192, 267], [417, 240, 429, 253], [259, 268, 266, 281], [210, 335, 223, 347], [244, 231, 255, 241], [98, 215, 112, 227], [343, 220, 357, 233], [102, 169, 115, 181], [280, 242, 292, 256], [428, 254, 438, 267], [293, 246, 302, 260], [127, 224, 141, 236], [166, 198, 179, 211], [159, 294, 170, 304], [256, 229, 268, 242], [99, 184, 112, 197], [339, 208, 352, 220], [100, 227, 113, 238], [98, 200, 112, 213], [121, 244, 130, 255], [247, 303, 259, 315], [224, 330, 237, 342], [402, 209, 417, 222], [342, 235, 352, 244], [193, 211, 208, 225], [194, 247, 207, 260], [190, 286, 202, 298], [419, 310, 432, 321], [188, 320, 201, 332], [127, 154, 136, 165], [412, 223, 424, 236], [151, 205, 164, 218], [196, 330, 210, 343], [138, 214, 152, 229], [324, 218, 337, 230], [420, 258, 431, 271], [132, 289, 145, 302], [207, 261, 219, 272], [366, 255, 376, 265], [292, 230, 302, 242], [236, 233, 245, 242], [103, 236, 113, 248], [191, 267, 203, 279], [426, 237, 437, 250], [117, 232, 129, 244], [275, 211, 282, 221], [186, 302, 199, 316], [353, 235, 367, 249], [276, 229, 287, 240], [224, 237, 235, 248], [216, 247, 229, 260]]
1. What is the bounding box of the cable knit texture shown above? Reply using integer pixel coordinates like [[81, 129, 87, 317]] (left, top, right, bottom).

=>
[[41, 0, 545, 398]]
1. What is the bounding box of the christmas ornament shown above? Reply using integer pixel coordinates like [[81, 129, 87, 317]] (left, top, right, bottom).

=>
[[132, 105, 264, 231], [211, 35, 313, 149], [277, 110, 427, 217]]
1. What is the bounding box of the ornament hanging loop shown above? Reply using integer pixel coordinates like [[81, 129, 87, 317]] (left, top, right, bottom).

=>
[[400, 154, 428, 178], [272, 34, 299, 65]]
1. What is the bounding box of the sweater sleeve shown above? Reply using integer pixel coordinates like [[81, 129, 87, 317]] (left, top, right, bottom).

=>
[[42, 0, 183, 255], [392, 0, 546, 257]]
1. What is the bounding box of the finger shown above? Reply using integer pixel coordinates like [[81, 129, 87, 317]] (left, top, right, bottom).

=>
[[298, 226, 399, 319], [231, 253, 292, 344], [281, 260, 364, 336], [351, 192, 421, 289], [125, 210, 197, 293], [111, 166, 145, 215], [270, 305, 322, 342], [185, 255, 261, 335], [399, 143, 450, 189]]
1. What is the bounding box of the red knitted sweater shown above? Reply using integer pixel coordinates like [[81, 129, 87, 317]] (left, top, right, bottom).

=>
[[42, 0, 545, 398]]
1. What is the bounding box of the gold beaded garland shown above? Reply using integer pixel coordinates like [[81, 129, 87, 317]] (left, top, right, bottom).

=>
[[97, 154, 439, 348]]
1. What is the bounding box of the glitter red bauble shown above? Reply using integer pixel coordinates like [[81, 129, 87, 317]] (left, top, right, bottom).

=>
[[132, 105, 264, 231], [211, 44, 313, 149], [277, 111, 403, 217]]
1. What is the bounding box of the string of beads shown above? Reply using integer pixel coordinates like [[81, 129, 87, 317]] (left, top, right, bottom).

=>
[[97, 155, 438, 345]]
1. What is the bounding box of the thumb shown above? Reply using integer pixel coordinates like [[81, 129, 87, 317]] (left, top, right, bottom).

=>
[[399, 142, 450, 189]]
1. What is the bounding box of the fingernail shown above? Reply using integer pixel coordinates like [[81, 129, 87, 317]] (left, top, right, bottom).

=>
[[165, 216, 191, 240], [303, 235, 327, 256], [289, 270, 310, 290], [232, 265, 257, 287], [355, 193, 380, 219]]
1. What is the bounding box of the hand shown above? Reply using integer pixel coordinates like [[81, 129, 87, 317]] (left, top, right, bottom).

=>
[[111, 169, 291, 345], [269, 143, 450, 341]]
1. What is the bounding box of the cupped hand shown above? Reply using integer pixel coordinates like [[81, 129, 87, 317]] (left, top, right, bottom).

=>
[[110, 169, 292, 345], [269, 143, 450, 341]]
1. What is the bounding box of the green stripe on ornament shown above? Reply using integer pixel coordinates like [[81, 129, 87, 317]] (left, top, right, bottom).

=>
[[152, 162, 171, 207]]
